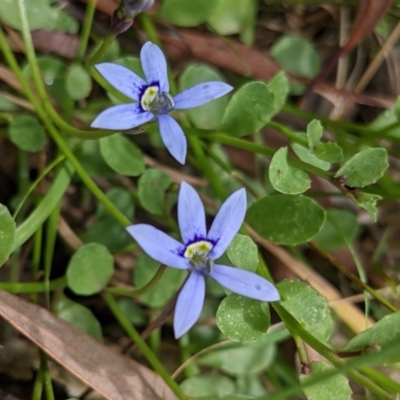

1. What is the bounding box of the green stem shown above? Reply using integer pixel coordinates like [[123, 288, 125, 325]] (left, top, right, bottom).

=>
[[77, 0, 97, 61], [105, 265, 167, 296], [86, 32, 116, 69], [102, 293, 187, 400], [272, 303, 393, 400], [0, 276, 67, 293], [268, 121, 308, 147]]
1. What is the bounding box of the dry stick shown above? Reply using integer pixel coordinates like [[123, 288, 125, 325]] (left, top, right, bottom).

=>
[[337, 20, 400, 119], [246, 225, 375, 333]]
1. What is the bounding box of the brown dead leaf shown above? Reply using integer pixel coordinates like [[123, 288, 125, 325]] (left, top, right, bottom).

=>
[[0, 290, 177, 400]]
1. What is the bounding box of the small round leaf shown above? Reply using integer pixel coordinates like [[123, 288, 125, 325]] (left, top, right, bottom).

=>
[[227, 234, 258, 272], [66, 64, 92, 100], [100, 134, 145, 176], [67, 243, 114, 295], [269, 147, 311, 194], [246, 194, 325, 245], [216, 294, 271, 342], [9, 116, 46, 152], [181, 375, 235, 397]]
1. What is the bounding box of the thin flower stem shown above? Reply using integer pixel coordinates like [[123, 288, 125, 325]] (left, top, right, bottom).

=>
[[4, 5, 132, 229], [102, 293, 188, 400], [268, 121, 308, 147], [309, 241, 397, 313], [77, 0, 97, 61], [105, 265, 167, 296], [0, 276, 67, 293], [85, 32, 116, 69], [272, 303, 394, 400]]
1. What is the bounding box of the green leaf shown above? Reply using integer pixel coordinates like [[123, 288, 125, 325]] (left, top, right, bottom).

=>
[[179, 64, 228, 130], [349, 192, 381, 223], [291, 143, 331, 171], [67, 243, 114, 296], [227, 234, 258, 272], [138, 169, 174, 216], [247, 194, 325, 246], [75, 140, 114, 177], [9, 116, 46, 152], [267, 72, 289, 117], [157, 0, 216, 27], [207, 0, 255, 37], [195, 396, 255, 400], [221, 82, 275, 136], [307, 120, 323, 152], [199, 334, 276, 375], [0, 0, 52, 30], [271, 35, 321, 78], [100, 134, 145, 176], [65, 64, 92, 100], [134, 254, 185, 308], [334, 148, 388, 188], [343, 312, 400, 365], [181, 375, 235, 397], [315, 142, 343, 163], [278, 280, 333, 342], [300, 361, 352, 400], [216, 294, 271, 342], [0, 205, 16, 267], [117, 298, 147, 326], [55, 295, 102, 341], [269, 147, 311, 194], [313, 209, 359, 251]]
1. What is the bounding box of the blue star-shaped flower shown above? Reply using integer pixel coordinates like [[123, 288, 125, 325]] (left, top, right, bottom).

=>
[[127, 182, 280, 338], [91, 42, 233, 164]]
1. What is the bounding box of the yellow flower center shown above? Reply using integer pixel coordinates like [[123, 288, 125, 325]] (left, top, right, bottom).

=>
[[184, 241, 213, 259], [184, 241, 214, 274], [141, 86, 159, 111]]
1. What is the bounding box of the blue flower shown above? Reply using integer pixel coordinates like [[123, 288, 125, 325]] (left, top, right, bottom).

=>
[[127, 182, 280, 338], [91, 42, 233, 164]]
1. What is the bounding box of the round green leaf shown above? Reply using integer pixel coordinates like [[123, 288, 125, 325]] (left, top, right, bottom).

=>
[[56, 295, 103, 341], [291, 143, 331, 171], [246, 195, 325, 245], [227, 234, 258, 272], [0, 0, 52, 30], [9, 116, 46, 152], [334, 148, 388, 188], [207, 0, 254, 36], [315, 142, 343, 163], [181, 375, 235, 397], [267, 72, 289, 117], [349, 192, 381, 223], [269, 147, 311, 194], [306, 119, 323, 151], [300, 361, 352, 400], [100, 134, 145, 176], [271, 34, 320, 78], [134, 254, 185, 308], [179, 64, 228, 130], [221, 82, 275, 137], [313, 209, 359, 251], [76, 140, 114, 177], [199, 334, 276, 375], [66, 64, 92, 100], [343, 312, 400, 365], [278, 280, 333, 342], [216, 294, 271, 342], [138, 169, 174, 216], [157, 0, 216, 27], [67, 243, 114, 295], [0, 205, 16, 267]]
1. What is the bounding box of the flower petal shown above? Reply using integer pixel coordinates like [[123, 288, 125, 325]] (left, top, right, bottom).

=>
[[90, 104, 154, 130], [126, 224, 189, 269], [158, 115, 187, 164], [178, 182, 207, 244], [211, 264, 280, 302], [208, 188, 247, 259], [140, 42, 169, 92], [174, 82, 233, 110], [95, 63, 146, 101], [174, 272, 205, 338]]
